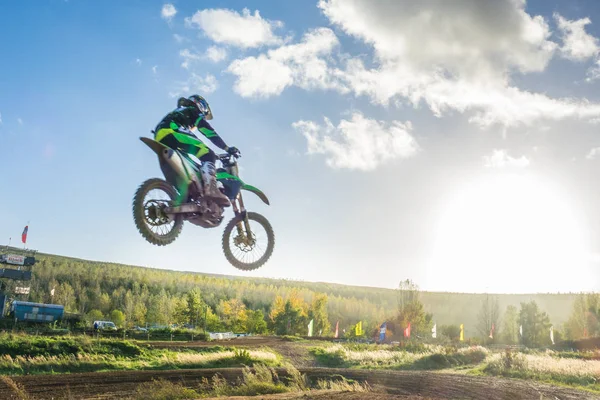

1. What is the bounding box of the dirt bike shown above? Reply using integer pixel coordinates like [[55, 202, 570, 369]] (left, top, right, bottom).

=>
[[132, 136, 275, 271]]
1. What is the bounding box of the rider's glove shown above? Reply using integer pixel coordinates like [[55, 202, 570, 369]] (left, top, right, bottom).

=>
[[227, 146, 241, 157]]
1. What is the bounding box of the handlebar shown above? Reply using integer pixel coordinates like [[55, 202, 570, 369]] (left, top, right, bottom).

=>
[[218, 152, 241, 162]]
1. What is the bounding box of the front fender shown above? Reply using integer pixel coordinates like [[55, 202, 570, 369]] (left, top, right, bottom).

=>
[[242, 184, 270, 205]]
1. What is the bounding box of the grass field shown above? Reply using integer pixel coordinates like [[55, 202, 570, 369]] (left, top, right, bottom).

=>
[[0, 334, 280, 375], [308, 341, 600, 393], [1, 334, 599, 397]]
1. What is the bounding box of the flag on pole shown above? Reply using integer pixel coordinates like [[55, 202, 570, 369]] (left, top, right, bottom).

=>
[[308, 319, 314, 337], [432, 323, 437, 339], [550, 326, 555, 345], [355, 321, 363, 336], [334, 321, 339, 338], [459, 324, 464, 341], [404, 322, 411, 338], [21, 226, 28, 244], [519, 325, 523, 337], [379, 322, 387, 342], [489, 323, 495, 339]]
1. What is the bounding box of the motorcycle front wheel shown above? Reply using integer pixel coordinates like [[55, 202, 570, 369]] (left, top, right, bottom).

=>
[[222, 212, 275, 271], [132, 178, 183, 246]]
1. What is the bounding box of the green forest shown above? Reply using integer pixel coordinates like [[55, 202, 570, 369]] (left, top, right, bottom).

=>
[[1, 249, 595, 342]]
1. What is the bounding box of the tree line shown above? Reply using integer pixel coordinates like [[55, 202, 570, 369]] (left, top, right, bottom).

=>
[[1, 252, 592, 344]]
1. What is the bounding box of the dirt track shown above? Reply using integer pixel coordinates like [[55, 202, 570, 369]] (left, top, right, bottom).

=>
[[0, 368, 597, 400]]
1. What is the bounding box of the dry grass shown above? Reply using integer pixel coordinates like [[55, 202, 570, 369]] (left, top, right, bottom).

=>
[[524, 354, 600, 377], [483, 349, 600, 392], [0, 376, 31, 400], [132, 379, 198, 400], [316, 378, 372, 392], [318, 344, 425, 365], [314, 343, 491, 369], [0, 347, 280, 375], [175, 349, 278, 365]]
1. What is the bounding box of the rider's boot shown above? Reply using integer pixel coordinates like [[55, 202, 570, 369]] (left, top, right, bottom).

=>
[[200, 162, 231, 207]]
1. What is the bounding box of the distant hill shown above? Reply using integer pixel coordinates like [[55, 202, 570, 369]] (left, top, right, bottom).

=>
[[0, 247, 581, 337]]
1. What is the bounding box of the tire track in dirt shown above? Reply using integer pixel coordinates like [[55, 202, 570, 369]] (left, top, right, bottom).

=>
[[1, 368, 597, 400]]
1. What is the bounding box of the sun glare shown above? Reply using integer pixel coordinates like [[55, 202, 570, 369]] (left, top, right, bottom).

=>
[[426, 172, 596, 293]]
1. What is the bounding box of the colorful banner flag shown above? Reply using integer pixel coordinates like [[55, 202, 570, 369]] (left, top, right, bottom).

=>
[[355, 321, 363, 336], [459, 324, 464, 341], [308, 319, 314, 337], [404, 322, 411, 338], [379, 322, 387, 342], [550, 326, 555, 345], [334, 321, 339, 338], [21, 226, 28, 244], [432, 323, 437, 339], [489, 323, 495, 339]]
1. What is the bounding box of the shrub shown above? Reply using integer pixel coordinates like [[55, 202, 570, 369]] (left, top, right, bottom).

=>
[[233, 348, 252, 364], [310, 347, 347, 367], [133, 379, 198, 400]]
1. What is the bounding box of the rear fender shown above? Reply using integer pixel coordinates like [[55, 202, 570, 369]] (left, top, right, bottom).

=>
[[140, 137, 168, 156]]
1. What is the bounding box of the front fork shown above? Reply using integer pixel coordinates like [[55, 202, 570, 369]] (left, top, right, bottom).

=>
[[231, 193, 254, 246]]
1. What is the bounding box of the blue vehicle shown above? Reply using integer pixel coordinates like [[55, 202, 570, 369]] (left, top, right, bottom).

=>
[[10, 301, 64, 323]]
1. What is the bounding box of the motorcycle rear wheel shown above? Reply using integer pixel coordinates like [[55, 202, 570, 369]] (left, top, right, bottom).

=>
[[133, 178, 183, 246]]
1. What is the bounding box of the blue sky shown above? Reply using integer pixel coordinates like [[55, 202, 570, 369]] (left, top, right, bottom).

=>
[[2, 0, 600, 293]]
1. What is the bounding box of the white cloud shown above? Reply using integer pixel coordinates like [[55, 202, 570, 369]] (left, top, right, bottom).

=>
[[319, 0, 556, 80], [161, 4, 177, 22], [337, 59, 600, 127], [135, 58, 142, 66], [173, 34, 187, 43], [152, 65, 158, 75], [17, 118, 22, 125], [587, 59, 600, 82], [292, 112, 418, 171], [554, 13, 599, 61], [0, 113, 2, 124], [179, 49, 202, 69], [221, 0, 600, 129], [206, 46, 227, 63], [227, 28, 345, 98], [317, 0, 600, 128], [586, 147, 600, 159], [483, 149, 530, 168], [169, 73, 218, 98], [186, 8, 283, 48]]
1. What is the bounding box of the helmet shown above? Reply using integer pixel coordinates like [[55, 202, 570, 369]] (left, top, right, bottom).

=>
[[177, 94, 213, 120]]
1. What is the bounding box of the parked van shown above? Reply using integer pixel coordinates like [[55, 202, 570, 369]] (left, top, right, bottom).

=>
[[93, 320, 117, 331]]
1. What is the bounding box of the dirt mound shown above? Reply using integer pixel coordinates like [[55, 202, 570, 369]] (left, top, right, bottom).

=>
[[0, 368, 596, 400]]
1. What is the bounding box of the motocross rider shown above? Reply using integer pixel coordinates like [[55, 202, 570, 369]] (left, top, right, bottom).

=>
[[153, 95, 239, 208]]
